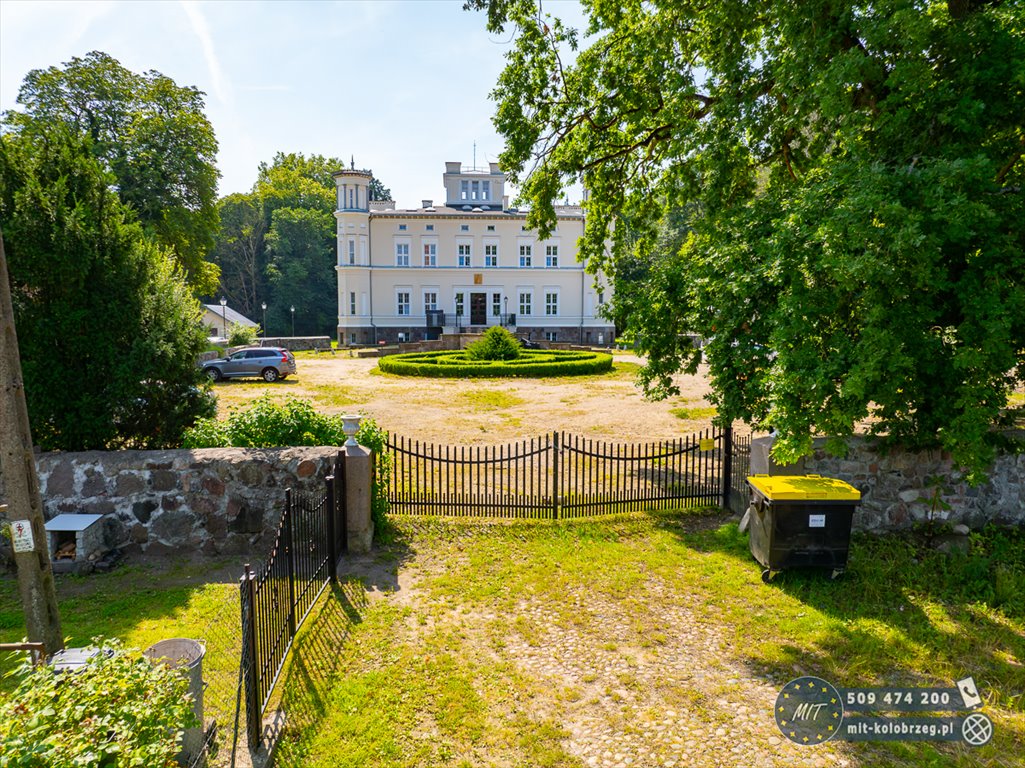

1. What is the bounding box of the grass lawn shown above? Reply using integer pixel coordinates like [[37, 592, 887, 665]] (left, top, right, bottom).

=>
[[2, 515, 1022, 767], [0, 556, 244, 746], [277, 513, 1025, 767]]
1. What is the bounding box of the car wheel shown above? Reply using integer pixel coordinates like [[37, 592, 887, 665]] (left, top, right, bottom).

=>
[[206, 367, 223, 382], [262, 367, 280, 383]]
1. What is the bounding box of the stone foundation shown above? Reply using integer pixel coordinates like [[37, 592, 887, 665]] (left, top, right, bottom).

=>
[[749, 435, 1025, 531], [1, 447, 342, 559]]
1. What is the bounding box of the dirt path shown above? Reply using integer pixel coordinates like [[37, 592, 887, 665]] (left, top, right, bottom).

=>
[[212, 353, 719, 444], [334, 522, 854, 768]]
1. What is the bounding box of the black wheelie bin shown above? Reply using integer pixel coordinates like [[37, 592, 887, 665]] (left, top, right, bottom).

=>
[[745, 474, 861, 582]]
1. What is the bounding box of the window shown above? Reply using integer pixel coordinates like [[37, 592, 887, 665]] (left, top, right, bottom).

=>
[[423, 243, 437, 267], [482, 181, 491, 200], [349, 332, 356, 344], [398, 224, 407, 231], [471, 180, 480, 200], [397, 292, 410, 316], [485, 244, 498, 267], [492, 293, 502, 317], [545, 331, 558, 342], [395, 243, 409, 267], [458, 244, 471, 267], [460, 224, 469, 232], [349, 292, 356, 315], [487, 225, 495, 232], [460, 180, 469, 200], [426, 224, 434, 231], [598, 291, 605, 305], [424, 292, 438, 312], [348, 240, 355, 265], [545, 292, 559, 316], [454, 292, 465, 319], [397, 332, 408, 342], [519, 292, 532, 316], [545, 245, 559, 267], [519, 245, 532, 268]]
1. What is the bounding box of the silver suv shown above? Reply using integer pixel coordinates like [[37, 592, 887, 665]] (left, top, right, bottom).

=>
[[202, 347, 297, 382]]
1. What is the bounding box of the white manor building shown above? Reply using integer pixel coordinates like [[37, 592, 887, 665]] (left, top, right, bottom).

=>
[[333, 161, 615, 346]]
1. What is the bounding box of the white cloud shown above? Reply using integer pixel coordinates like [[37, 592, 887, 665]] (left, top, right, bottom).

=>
[[179, 0, 228, 104]]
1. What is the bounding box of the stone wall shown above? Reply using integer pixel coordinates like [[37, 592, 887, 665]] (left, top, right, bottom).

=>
[[749, 435, 1025, 531], [0, 447, 342, 558]]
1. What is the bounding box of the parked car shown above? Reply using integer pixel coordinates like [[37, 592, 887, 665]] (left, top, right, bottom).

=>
[[201, 347, 297, 382]]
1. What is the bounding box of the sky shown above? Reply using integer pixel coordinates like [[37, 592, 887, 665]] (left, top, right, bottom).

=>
[[0, 0, 588, 209]]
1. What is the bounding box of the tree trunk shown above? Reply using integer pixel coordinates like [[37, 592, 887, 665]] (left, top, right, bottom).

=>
[[0, 230, 63, 655]]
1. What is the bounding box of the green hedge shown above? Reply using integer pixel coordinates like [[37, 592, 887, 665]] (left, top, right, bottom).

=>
[[378, 349, 614, 378]]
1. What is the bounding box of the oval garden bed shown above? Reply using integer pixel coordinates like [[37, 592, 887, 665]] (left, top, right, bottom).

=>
[[378, 348, 614, 378]]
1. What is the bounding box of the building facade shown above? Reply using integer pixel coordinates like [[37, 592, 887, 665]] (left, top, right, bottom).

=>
[[334, 161, 615, 346]]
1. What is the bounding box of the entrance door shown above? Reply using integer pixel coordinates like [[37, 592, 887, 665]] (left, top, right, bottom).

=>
[[470, 293, 487, 325]]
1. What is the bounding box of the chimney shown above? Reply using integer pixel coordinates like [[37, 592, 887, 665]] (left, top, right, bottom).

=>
[[502, 195, 510, 210], [489, 162, 501, 174]]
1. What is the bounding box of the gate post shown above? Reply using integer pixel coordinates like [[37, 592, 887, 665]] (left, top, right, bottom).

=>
[[284, 490, 297, 638], [552, 431, 560, 520], [721, 425, 734, 511], [240, 564, 261, 750], [335, 452, 348, 554], [325, 474, 338, 585], [343, 442, 374, 554]]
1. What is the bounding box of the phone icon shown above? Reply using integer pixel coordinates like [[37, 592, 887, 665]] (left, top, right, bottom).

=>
[[957, 677, 982, 709]]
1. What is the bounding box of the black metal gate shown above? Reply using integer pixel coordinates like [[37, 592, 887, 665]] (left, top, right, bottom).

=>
[[386, 428, 739, 518]]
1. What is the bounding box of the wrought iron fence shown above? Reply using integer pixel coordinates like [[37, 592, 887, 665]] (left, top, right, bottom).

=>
[[238, 456, 346, 751], [386, 428, 742, 519]]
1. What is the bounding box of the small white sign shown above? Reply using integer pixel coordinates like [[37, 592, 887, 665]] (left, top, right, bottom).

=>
[[808, 514, 826, 528], [10, 520, 35, 553]]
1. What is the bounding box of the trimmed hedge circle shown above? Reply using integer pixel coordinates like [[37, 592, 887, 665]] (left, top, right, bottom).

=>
[[378, 348, 614, 378]]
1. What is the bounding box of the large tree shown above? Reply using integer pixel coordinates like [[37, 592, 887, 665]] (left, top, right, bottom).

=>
[[0, 127, 214, 451], [210, 153, 390, 335], [5, 51, 221, 294], [471, 0, 1025, 476]]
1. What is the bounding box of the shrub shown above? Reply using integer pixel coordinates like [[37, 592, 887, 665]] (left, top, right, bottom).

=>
[[465, 326, 521, 361], [0, 638, 196, 767], [228, 322, 259, 347], [378, 349, 614, 378]]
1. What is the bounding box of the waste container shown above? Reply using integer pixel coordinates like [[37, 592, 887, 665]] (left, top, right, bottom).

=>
[[745, 474, 860, 583], [144, 639, 206, 765]]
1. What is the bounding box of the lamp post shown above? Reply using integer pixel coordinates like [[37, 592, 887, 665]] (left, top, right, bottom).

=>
[[261, 302, 267, 337], [290, 305, 295, 337], [504, 296, 508, 327], [219, 296, 227, 339]]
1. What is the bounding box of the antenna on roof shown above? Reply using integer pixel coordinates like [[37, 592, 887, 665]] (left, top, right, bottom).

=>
[[350, 155, 355, 170], [472, 141, 477, 171]]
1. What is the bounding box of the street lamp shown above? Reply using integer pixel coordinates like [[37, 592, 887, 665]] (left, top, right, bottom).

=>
[[261, 301, 267, 337], [219, 296, 227, 338], [290, 305, 295, 337], [504, 296, 508, 327]]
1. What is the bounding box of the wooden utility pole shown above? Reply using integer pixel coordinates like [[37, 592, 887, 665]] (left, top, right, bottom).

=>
[[0, 230, 63, 654]]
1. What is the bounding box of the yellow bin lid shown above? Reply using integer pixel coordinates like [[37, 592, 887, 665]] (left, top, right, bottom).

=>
[[747, 474, 861, 501]]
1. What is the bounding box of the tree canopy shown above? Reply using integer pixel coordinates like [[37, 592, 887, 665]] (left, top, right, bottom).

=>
[[0, 127, 214, 451], [471, 0, 1025, 475], [4, 51, 221, 294], [211, 152, 390, 336]]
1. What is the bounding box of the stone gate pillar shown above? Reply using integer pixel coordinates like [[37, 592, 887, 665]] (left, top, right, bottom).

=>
[[343, 441, 374, 554]]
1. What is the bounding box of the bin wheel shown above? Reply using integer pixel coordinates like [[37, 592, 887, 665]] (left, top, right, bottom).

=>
[[830, 569, 845, 581], [761, 568, 774, 584]]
